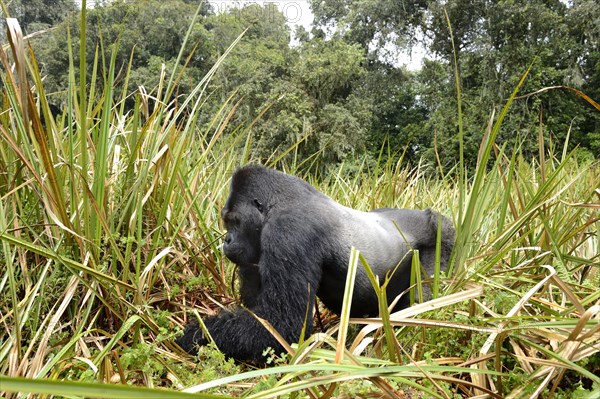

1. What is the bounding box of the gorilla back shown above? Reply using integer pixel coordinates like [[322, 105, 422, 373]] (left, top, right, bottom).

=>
[[176, 165, 455, 362]]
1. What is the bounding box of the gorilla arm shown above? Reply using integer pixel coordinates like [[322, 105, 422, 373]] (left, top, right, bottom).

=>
[[238, 264, 261, 307], [176, 213, 323, 362]]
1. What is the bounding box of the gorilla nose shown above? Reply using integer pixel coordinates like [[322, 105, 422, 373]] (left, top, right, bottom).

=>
[[224, 234, 232, 245]]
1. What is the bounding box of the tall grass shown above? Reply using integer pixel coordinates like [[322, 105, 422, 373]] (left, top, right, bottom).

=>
[[1, 8, 599, 399]]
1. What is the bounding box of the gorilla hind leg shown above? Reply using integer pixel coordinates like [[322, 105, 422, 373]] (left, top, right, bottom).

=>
[[420, 210, 455, 276], [412, 211, 455, 302]]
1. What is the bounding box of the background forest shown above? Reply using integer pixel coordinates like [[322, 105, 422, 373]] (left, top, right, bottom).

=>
[[4, 0, 599, 170], [1, 0, 599, 398]]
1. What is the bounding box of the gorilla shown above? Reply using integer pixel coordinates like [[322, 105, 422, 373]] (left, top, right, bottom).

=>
[[176, 165, 455, 362]]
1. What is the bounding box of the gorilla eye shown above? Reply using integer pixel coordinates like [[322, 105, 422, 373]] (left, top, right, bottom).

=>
[[253, 198, 264, 212]]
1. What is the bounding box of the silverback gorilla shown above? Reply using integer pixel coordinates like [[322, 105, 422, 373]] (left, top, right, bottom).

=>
[[176, 165, 455, 362]]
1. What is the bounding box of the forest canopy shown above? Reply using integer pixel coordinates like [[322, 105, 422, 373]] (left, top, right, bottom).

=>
[[4, 0, 599, 170]]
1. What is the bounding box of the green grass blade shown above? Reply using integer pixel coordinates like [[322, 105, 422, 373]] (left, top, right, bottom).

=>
[[0, 376, 232, 399]]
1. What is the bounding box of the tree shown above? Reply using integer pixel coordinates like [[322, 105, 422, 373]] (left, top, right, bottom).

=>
[[292, 38, 365, 106], [312, 0, 600, 169], [310, 0, 427, 61], [424, 0, 600, 165], [206, 6, 373, 167], [29, 0, 215, 107], [358, 63, 428, 163], [3, 0, 77, 35]]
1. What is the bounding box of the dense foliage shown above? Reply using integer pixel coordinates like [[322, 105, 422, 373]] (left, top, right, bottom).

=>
[[4, 0, 599, 171], [1, 1, 599, 398]]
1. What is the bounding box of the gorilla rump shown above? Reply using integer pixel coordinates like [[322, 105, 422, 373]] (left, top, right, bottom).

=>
[[176, 165, 455, 362]]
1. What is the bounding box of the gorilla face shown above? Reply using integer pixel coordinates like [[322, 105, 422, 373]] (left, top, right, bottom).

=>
[[221, 192, 265, 266]]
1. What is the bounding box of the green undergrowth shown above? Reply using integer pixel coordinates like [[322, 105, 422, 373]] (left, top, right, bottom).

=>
[[1, 6, 599, 399]]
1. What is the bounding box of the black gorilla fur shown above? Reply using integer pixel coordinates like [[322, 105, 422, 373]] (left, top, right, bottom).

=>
[[176, 165, 455, 361]]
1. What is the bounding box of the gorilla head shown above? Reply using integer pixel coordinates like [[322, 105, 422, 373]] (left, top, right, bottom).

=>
[[222, 166, 322, 265], [221, 192, 264, 266], [176, 165, 455, 362]]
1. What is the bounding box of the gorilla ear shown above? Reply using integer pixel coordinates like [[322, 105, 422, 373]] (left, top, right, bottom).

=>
[[253, 198, 264, 212]]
